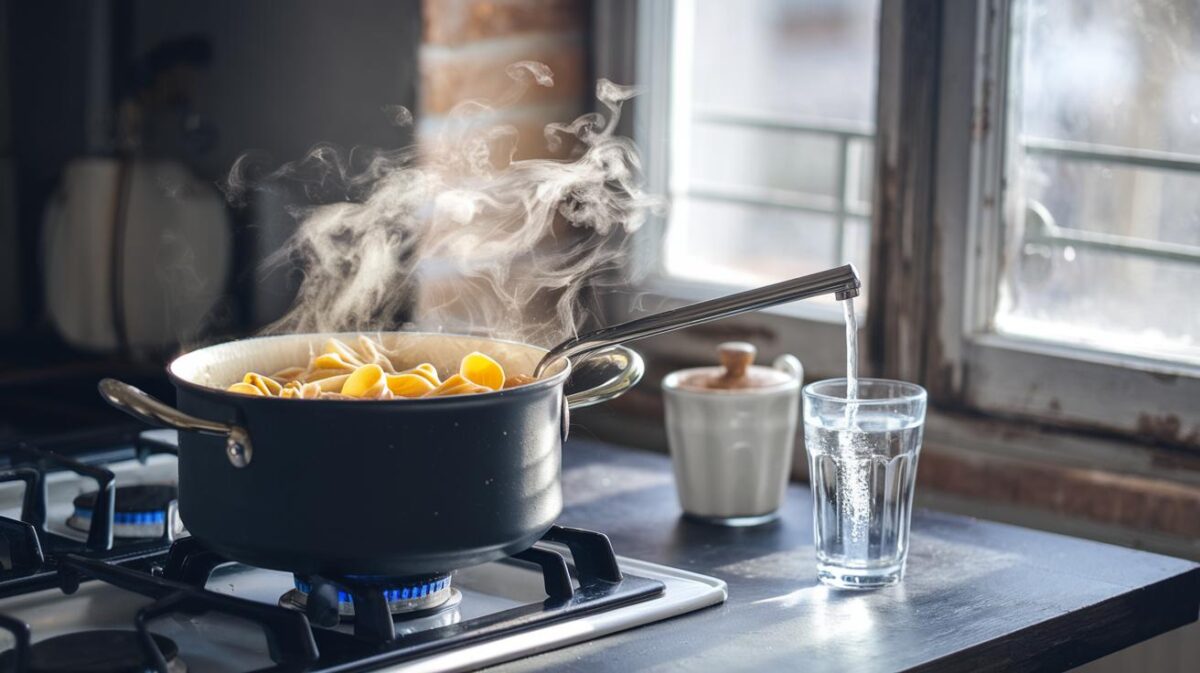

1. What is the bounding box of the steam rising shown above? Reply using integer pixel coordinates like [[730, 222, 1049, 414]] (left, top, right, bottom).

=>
[[225, 63, 658, 346]]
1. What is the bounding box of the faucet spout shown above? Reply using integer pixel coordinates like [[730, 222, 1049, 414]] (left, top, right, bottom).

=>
[[835, 265, 862, 300], [537, 263, 864, 376]]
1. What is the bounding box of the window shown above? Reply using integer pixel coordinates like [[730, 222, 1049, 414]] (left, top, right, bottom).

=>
[[600, 0, 1200, 449], [597, 0, 882, 377], [996, 0, 1200, 366], [664, 0, 877, 305], [936, 0, 1200, 443]]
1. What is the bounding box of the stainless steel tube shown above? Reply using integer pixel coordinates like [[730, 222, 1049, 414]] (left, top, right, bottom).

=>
[[536, 263, 861, 376]]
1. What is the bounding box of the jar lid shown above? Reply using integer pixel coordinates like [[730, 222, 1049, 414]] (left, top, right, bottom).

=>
[[675, 342, 791, 391]]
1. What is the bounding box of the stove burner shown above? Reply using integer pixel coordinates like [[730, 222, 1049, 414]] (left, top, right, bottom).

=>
[[281, 574, 459, 620], [67, 484, 181, 539], [0, 630, 186, 673]]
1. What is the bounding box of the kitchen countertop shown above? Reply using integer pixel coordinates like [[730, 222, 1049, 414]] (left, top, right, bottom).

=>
[[494, 439, 1200, 672]]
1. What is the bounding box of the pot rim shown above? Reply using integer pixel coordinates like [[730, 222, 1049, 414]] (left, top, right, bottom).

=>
[[166, 331, 574, 407]]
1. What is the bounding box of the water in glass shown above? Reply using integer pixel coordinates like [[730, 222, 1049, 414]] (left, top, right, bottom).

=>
[[803, 301, 926, 588]]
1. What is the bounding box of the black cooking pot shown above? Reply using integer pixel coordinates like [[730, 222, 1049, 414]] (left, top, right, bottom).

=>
[[99, 332, 642, 577]]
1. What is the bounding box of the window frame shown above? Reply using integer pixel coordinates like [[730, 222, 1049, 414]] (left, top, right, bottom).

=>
[[597, 0, 1200, 452], [596, 0, 869, 379], [927, 0, 1200, 447]]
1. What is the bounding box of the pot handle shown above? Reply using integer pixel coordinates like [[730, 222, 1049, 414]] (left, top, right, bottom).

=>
[[564, 346, 645, 410], [98, 379, 253, 468]]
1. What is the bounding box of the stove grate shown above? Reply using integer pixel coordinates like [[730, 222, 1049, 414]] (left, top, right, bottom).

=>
[[56, 554, 320, 672], [0, 526, 667, 672], [1, 443, 117, 553], [0, 433, 670, 673], [0, 441, 177, 599]]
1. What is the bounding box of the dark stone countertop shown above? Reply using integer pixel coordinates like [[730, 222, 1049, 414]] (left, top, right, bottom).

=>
[[492, 439, 1200, 672]]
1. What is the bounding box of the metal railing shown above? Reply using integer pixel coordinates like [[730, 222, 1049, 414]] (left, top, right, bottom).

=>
[[1021, 136, 1200, 265], [683, 111, 1200, 268], [688, 109, 874, 264], [1022, 136, 1200, 174]]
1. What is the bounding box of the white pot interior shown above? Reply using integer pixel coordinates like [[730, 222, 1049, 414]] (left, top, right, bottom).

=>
[[169, 332, 567, 390]]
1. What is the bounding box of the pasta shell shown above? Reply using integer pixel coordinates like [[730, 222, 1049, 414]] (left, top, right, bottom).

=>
[[342, 364, 386, 398], [386, 373, 435, 398], [424, 374, 490, 397], [459, 352, 505, 390], [228, 382, 264, 396], [315, 374, 351, 392], [404, 363, 441, 386], [233, 336, 521, 401], [356, 335, 396, 373], [364, 385, 394, 400], [305, 368, 351, 381], [243, 373, 282, 396], [323, 338, 365, 367], [312, 353, 357, 371]]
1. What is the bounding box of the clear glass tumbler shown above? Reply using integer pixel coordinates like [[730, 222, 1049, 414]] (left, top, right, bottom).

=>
[[803, 378, 927, 588]]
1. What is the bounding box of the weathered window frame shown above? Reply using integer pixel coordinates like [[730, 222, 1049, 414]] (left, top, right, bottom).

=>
[[595, 0, 1200, 456], [595, 0, 866, 378], [896, 0, 1200, 449]]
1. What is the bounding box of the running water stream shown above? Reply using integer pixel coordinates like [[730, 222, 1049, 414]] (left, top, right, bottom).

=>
[[843, 297, 858, 406], [838, 297, 868, 555]]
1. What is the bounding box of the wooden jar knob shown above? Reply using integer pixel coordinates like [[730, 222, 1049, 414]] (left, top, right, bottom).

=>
[[714, 341, 756, 388]]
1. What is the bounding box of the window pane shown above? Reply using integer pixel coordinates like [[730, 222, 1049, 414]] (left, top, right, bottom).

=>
[[665, 198, 837, 287], [690, 123, 840, 196], [996, 0, 1200, 365], [690, 0, 878, 122], [665, 0, 879, 306]]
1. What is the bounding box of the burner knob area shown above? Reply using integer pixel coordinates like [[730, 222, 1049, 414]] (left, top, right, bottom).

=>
[[302, 577, 341, 628]]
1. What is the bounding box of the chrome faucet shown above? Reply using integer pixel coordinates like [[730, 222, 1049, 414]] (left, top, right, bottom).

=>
[[537, 263, 862, 376]]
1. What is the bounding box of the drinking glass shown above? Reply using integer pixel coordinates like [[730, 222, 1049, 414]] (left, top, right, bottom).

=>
[[803, 378, 927, 588]]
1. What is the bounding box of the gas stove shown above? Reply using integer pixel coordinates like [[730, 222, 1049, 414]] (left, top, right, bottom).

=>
[[0, 431, 726, 672]]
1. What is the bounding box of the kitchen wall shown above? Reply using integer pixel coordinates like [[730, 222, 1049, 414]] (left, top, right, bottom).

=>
[[413, 0, 594, 342], [2, 0, 422, 341], [0, 4, 17, 333], [130, 0, 422, 328], [3, 1, 93, 334], [418, 0, 590, 160], [130, 0, 420, 182]]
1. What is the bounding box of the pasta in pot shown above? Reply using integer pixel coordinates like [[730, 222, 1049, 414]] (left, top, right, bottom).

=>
[[227, 336, 538, 400]]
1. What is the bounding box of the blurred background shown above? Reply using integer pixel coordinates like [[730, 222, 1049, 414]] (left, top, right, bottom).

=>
[[1, 0, 424, 438], [5, 0, 1198, 434], [1, 0, 1198, 668]]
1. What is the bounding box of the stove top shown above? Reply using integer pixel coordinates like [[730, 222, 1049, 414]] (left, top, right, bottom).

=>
[[0, 432, 726, 672]]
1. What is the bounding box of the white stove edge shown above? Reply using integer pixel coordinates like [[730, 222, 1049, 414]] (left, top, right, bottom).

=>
[[391, 550, 728, 673], [0, 548, 727, 672]]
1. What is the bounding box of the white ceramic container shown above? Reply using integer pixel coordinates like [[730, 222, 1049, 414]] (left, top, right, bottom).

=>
[[662, 354, 802, 525]]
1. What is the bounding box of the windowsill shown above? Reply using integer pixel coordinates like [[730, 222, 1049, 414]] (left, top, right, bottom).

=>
[[971, 331, 1200, 380], [572, 385, 1200, 561]]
